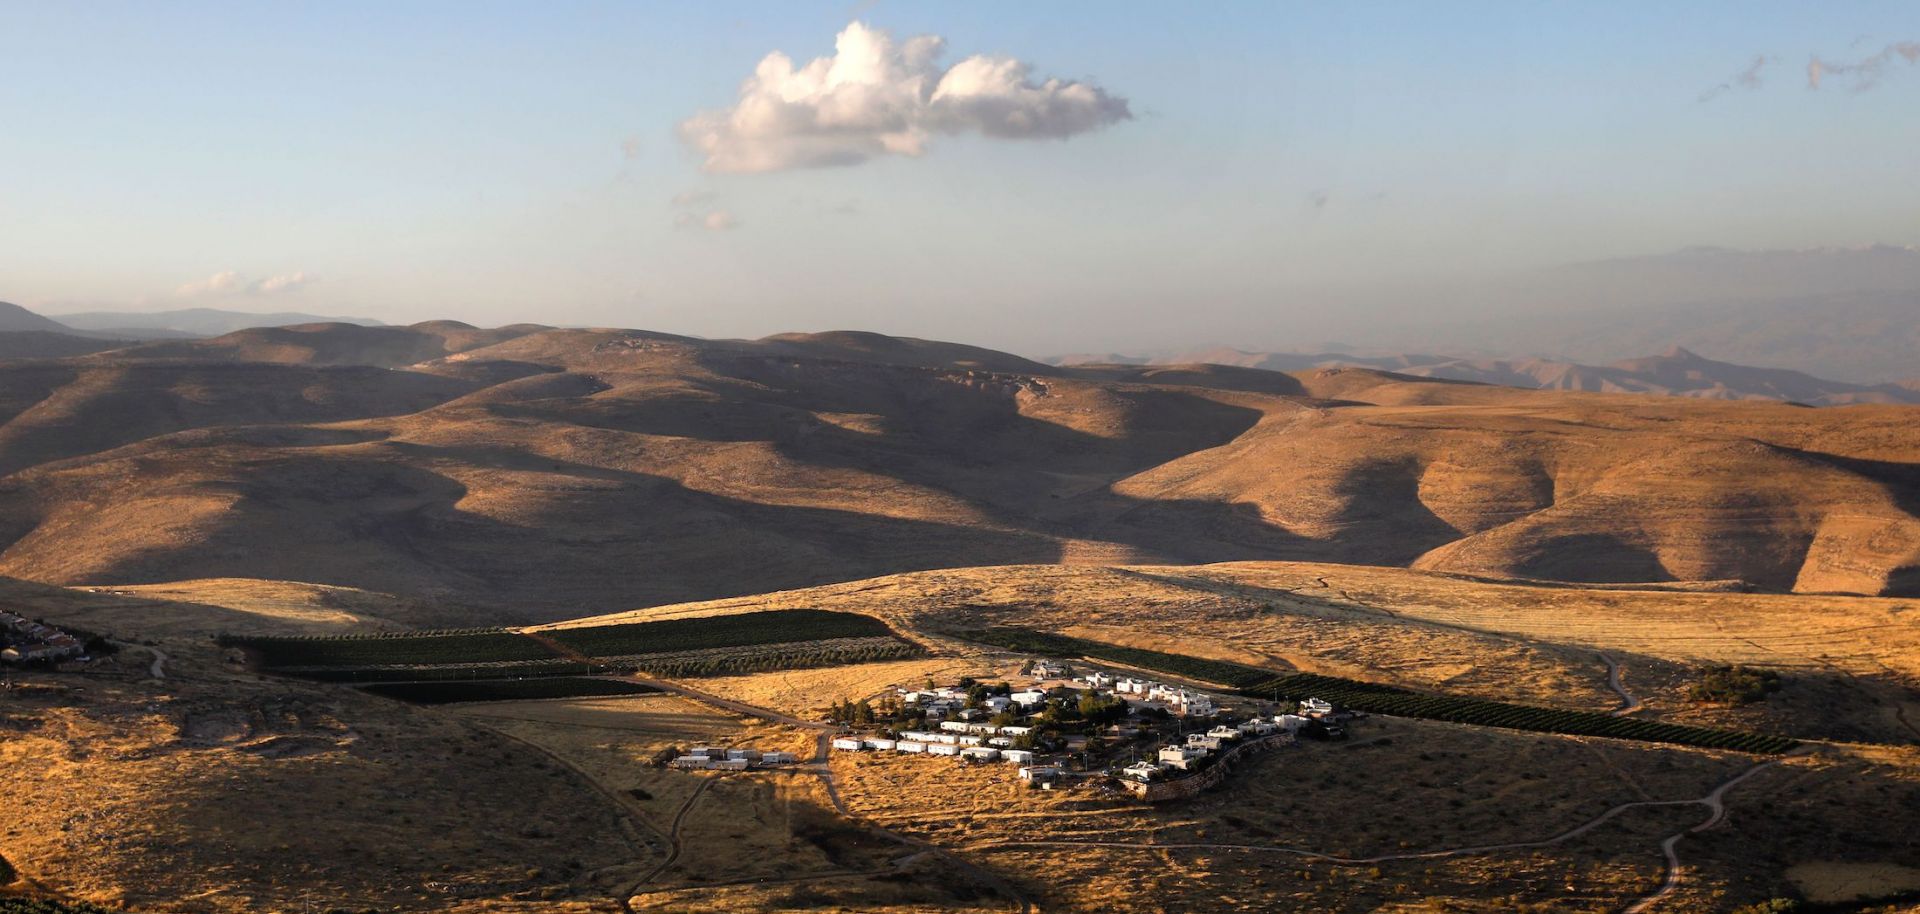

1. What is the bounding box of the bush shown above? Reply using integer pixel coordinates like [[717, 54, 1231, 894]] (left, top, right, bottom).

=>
[[1689, 665, 1784, 705]]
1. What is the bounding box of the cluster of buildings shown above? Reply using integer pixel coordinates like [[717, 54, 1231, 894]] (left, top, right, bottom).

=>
[[832, 727, 1039, 766], [667, 746, 800, 771], [1120, 717, 1289, 782], [0, 612, 85, 665], [1095, 673, 1216, 717]]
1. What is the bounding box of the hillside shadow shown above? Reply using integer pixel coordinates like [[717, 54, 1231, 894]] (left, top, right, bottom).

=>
[[1512, 534, 1673, 584]]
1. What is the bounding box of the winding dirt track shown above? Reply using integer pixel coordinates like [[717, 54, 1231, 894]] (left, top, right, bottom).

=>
[[1600, 653, 1644, 716], [628, 776, 716, 892]]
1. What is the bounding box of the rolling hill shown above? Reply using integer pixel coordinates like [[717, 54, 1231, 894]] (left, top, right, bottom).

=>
[[0, 323, 1909, 616]]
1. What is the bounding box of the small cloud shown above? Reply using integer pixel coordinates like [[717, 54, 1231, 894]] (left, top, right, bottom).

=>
[[677, 21, 1130, 174], [1808, 40, 1919, 91], [1307, 190, 1330, 211], [172, 269, 314, 299], [174, 270, 245, 298], [621, 136, 644, 159], [1699, 54, 1771, 102], [670, 189, 717, 207], [251, 271, 314, 295]]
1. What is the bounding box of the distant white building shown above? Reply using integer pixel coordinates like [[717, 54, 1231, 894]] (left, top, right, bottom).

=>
[[959, 746, 1000, 762], [895, 741, 926, 754], [927, 743, 960, 757], [1009, 689, 1048, 708], [1003, 749, 1036, 765], [1159, 745, 1207, 770], [1123, 761, 1164, 782], [1301, 697, 1335, 715], [863, 738, 896, 751], [831, 737, 865, 751], [1018, 764, 1061, 782]]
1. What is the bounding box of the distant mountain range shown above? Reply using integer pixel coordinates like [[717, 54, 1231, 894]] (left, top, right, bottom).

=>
[[49, 307, 385, 338], [1329, 246, 1920, 385], [1053, 345, 1920, 407]]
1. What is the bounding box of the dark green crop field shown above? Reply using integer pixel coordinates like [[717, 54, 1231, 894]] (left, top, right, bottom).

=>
[[360, 677, 662, 704], [221, 629, 558, 668], [545, 608, 899, 658]]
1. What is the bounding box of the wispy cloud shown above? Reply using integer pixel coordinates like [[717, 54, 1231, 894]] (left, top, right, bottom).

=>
[[674, 209, 739, 231], [1808, 40, 1919, 91], [668, 191, 738, 231], [1698, 54, 1772, 102], [678, 21, 1130, 174]]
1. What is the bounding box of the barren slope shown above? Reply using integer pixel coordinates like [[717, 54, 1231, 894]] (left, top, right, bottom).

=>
[[0, 325, 1912, 613]]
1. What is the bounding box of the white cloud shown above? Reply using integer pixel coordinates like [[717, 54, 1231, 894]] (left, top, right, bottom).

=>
[[174, 270, 245, 298], [670, 189, 717, 207], [678, 21, 1130, 173], [172, 269, 314, 299], [251, 271, 314, 295], [1808, 40, 1919, 91]]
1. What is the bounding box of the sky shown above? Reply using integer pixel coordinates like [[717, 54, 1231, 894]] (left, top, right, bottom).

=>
[[2, 2, 1917, 355]]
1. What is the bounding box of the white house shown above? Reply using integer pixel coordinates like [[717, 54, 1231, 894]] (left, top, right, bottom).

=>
[[762, 751, 798, 764], [1003, 749, 1036, 765], [1159, 745, 1207, 769], [1301, 697, 1335, 715], [728, 748, 762, 761], [1275, 714, 1307, 733], [864, 738, 896, 751], [895, 741, 926, 754], [1185, 735, 1224, 751], [927, 743, 960, 757], [1123, 761, 1163, 782], [1082, 671, 1117, 689], [1010, 689, 1048, 708], [959, 747, 1001, 762], [957, 735, 984, 747], [831, 737, 865, 751], [1018, 764, 1061, 782], [939, 721, 973, 733], [987, 737, 1014, 748], [983, 696, 1012, 713], [1206, 725, 1243, 741], [999, 725, 1034, 737]]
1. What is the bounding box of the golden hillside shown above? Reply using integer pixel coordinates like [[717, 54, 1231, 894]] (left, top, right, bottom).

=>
[[0, 326, 1910, 616]]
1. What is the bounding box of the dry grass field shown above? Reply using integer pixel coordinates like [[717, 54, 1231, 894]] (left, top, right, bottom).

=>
[[4, 550, 1917, 911]]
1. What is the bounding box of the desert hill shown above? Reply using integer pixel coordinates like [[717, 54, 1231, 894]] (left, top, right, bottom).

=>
[[111, 320, 551, 368], [0, 324, 1908, 614]]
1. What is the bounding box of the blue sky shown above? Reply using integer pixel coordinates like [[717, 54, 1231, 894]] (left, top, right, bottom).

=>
[[2, 2, 1916, 352]]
